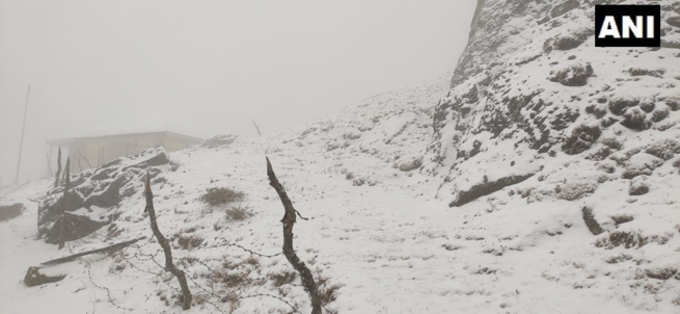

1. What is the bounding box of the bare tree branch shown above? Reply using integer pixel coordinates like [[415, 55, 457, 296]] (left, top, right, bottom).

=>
[[144, 173, 192, 310], [265, 157, 321, 314]]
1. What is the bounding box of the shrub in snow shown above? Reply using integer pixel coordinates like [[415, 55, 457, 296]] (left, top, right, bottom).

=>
[[595, 231, 648, 249], [645, 267, 678, 280], [225, 206, 253, 221], [200, 187, 244, 206]]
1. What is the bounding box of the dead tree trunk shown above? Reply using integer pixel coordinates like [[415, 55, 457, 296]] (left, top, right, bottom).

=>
[[54, 147, 62, 188], [144, 174, 192, 310], [56, 158, 71, 249], [62, 157, 70, 188], [266, 157, 322, 314]]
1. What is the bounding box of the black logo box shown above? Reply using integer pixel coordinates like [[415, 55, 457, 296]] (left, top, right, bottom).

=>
[[595, 5, 660, 47]]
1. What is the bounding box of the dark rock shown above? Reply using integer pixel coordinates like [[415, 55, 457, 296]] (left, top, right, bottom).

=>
[[562, 125, 601, 155], [600, 117, 619, 128], [550, 0, 579, 18], [609, 97, 639, 115], [666, 97, 680, 111], [24, 266, 66, 287], [91, 167, 117, 181], [582, 206, 603, 235], [651, 107, 669, 122], [600, 137, 623, 150], [620, 107, 650, 131], [84, 176, 125, 208], [611, 215, 634, 226], [646, 267, 678, 280], [667, 16, 680, 28], [645, 140, 680, 160], [549, 63, 594, 86], [450, 173, 534, 207], [45, 213, 106, 245], [128, 151, 170, 169], [585, 104, 607, 119], [37, 191, 85, 228], [544, 30, 589, 52], [0, 203, 24, 222], [397, 157, 423, 172], [629, 177, 649, 196], [639, 100, 655, 113]]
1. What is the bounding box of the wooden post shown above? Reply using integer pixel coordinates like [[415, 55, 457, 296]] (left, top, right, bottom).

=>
[[14, 84, 31, 184]]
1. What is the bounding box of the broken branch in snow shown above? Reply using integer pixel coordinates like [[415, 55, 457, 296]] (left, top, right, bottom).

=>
[[144, 174, 192, 310], [266, 157, 322, 314], [63, 157, 71, 189], [40, 236, 146, 266]]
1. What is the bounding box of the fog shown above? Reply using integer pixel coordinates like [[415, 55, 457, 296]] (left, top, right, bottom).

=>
[[0, 0, 475, 185]]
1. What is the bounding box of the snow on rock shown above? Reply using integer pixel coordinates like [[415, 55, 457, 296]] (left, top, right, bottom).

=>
[[1, 1, 680, 313]]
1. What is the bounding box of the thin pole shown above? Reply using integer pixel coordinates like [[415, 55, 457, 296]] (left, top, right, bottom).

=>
[[14, 84, 31, 184]]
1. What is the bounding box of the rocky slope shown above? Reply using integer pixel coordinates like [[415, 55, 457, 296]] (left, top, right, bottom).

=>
[[1, 1, 679, 313], [423, 0, 680, 310]]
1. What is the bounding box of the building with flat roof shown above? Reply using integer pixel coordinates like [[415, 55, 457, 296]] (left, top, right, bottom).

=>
[[47, 131, 202, 173]]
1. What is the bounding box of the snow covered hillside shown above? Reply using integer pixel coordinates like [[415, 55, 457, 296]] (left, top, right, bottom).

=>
[[1, 0, 680, 313]]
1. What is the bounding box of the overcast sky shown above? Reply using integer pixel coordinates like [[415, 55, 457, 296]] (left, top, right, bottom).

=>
[[0, 0, 475, 184]]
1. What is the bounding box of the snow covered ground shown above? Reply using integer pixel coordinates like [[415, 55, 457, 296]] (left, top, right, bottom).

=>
[[3, 1, 680, 312], [1, 74, 678, 314]]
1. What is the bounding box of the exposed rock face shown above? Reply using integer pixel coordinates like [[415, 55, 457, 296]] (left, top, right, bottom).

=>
[[423, 2, 680, 309], [37, 147, 171, 245], [425, 0, 680, 203], [450, 173, 534, 207]]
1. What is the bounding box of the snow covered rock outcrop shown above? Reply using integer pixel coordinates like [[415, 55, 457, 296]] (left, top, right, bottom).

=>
[[37, 147, 172, 245], [424, 0, 680, 310]]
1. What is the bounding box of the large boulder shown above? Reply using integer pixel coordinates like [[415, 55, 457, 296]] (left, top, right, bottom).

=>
[[37, 147, 170, 245]]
